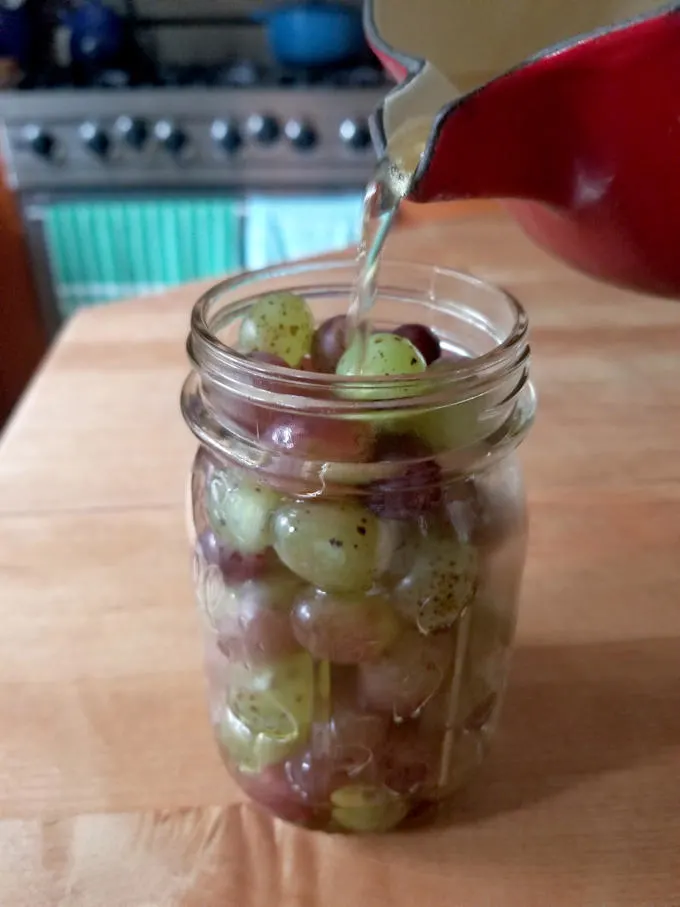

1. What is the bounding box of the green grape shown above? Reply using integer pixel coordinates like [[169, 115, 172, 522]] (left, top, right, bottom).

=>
[[231, 651, 314, 735], [206, 468, 280, 555], [394, 531, 479, 634], [218, 706, 294, 773], [291, 589, 402, 664], [408, 398, 490, 451], [407, 359, 515, 451], [330, 784, 409, 832], [238, 292, 315, 367], [337, 333, 427, 377], [336, 333, 426, 399], [378, 355, 514, 451], [273, 500, 392, 593], [220, 652, 315, 772]]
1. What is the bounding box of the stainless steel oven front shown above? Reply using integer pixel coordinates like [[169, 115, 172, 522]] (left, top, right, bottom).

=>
[[1, 86, 382, 337]]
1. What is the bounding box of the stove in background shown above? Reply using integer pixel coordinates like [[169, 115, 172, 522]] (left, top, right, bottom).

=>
[[0, 57, 390, 337]]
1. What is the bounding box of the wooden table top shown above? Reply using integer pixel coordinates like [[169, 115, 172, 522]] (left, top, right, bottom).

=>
[[1, 212, 679, 907]]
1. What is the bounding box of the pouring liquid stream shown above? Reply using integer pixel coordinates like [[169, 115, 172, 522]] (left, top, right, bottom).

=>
[[345, 123, 430, 368], [345, 118, 482, 791]]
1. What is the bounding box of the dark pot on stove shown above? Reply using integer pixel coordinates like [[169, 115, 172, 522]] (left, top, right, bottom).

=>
[[65, 0, 124, 68]]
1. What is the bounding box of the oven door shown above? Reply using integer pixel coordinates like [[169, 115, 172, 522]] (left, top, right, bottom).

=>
[[21, 191, 245, 338], [21, 188, 365, 339]]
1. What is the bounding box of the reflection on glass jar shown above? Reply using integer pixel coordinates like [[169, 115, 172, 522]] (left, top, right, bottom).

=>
[[181, 258, 535, 833]]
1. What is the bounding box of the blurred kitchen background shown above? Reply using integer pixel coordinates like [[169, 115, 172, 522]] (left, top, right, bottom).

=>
[[0, 0, 393, 424]]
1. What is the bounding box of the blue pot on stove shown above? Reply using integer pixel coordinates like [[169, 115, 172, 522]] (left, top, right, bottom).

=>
[[66, 0, 124, 67], [253, 1, 367, 68]]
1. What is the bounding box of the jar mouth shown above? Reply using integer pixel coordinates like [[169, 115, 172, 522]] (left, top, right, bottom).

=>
[[187, 258, 529, 410], [182, 257, 535, 482]]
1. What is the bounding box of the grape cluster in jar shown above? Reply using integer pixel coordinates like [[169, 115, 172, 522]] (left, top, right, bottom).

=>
[[192, 292, 525, 833]]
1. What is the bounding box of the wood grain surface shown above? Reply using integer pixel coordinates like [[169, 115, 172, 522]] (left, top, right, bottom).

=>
[[0, 213, 679, 907]]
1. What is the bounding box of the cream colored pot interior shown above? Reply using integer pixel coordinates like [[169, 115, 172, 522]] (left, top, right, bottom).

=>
[[372, 0, 667, 166]]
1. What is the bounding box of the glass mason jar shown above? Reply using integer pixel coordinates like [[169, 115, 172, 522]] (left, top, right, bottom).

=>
[[181, 258, 535, 833]]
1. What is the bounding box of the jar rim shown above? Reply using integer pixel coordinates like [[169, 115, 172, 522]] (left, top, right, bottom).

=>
[[188, 257, 529, 403], [182, 257, 535, 479]]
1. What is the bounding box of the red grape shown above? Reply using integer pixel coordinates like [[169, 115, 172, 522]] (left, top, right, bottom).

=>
[[330, 709, 389, 787], [208, 351, 306, 437], [234, 763, 316, 825], [197, 530, 278, 583], [381, 722, 439, 795], [247, 351, 289, 367], [207, 386, 275, 438], [214, 569, 304, 663], [332, 707, 389, 756], [358, 629, 453, 719], [394, 323, 441, 365], [286, 710, 388, 805], [311, 315, 348, 373], [265, 414, 373, 462], [291, 589, 401, 664], [367, 433, 442, 520], [285, 747, 340, 806]]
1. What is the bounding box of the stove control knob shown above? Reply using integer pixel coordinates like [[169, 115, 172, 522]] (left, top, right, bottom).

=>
[[155, 120, 188, 156], [24, 126, 56, 160], [246, 114, 279, 145], [285, 119, 317, 151], [211, 119, 242, 154], [116, 116, 148, 150], [340, 118, 372, 151], [80, 122, 111, 158]]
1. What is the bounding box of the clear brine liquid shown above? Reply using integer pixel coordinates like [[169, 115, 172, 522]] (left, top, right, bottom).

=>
[[346, 125, 429, 369]]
